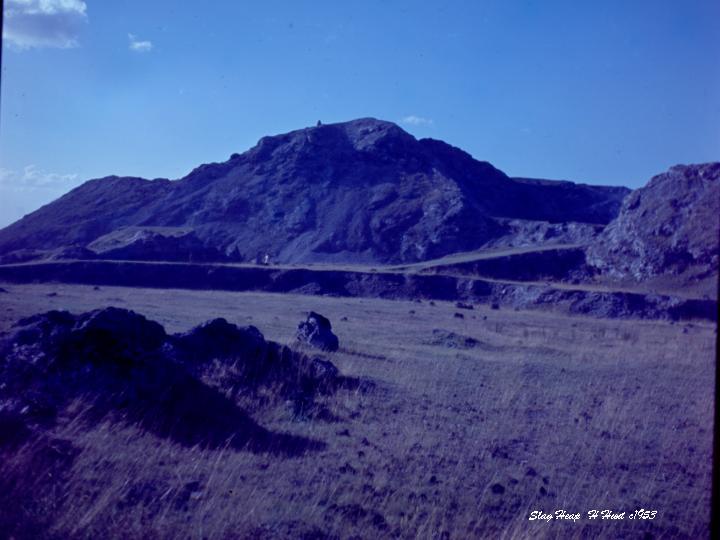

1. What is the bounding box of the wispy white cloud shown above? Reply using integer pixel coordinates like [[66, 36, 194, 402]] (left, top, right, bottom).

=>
[[0, 166, 81, 227], [0, 165, 79, 189], [400, 115, 434, 127], [3, 0, 88, 49], [128, 33, 153, 52]]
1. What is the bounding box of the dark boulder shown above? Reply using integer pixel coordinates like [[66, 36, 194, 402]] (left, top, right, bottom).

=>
[[296, 311, 339, 351]]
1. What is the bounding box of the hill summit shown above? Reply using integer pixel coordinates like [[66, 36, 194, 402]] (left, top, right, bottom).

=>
[[0, 118, 628, 264]]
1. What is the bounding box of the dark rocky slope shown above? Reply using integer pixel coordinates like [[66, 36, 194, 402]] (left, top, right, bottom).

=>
[[0, 118, 628, 264], [587, 163, 719, 284], [0, 308, 352, 452]]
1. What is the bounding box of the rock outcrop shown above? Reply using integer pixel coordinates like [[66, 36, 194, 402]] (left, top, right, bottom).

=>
[[87, 227, 226, 262], [296, 312, 340, 351], [0, 308, 346, 448], [587, 163, 719, 282]]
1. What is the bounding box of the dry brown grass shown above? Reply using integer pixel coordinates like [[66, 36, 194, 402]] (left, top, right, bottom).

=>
[[0, 282, 714, 539]]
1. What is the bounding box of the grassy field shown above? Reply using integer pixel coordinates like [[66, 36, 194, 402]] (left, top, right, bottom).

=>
[[0, 282, 715, 539]]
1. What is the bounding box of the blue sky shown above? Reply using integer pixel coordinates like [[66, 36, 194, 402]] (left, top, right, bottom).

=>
[[1, 0, 719, 227]]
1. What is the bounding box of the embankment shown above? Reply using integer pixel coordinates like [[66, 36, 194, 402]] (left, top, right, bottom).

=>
[[0, 261, 714, 321]]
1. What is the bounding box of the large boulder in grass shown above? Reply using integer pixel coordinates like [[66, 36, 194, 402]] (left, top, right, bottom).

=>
[[296, 312, 339, 352]]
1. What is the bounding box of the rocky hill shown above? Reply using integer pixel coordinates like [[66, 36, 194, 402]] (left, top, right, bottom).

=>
[[587, 163, 719, 287], [0, 118, 628, 264]]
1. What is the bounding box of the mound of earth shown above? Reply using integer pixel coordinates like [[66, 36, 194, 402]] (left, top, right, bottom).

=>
[[587, 163, 720, 285], [172, 317, 344, 411], [0, 118, 628, 265], [0, 307, 347, 451]]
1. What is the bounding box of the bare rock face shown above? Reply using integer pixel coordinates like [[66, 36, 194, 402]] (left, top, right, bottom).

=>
[[296, 312, 339, 352], [587, 163, 719, 282], [0, 118, 628, 265]]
